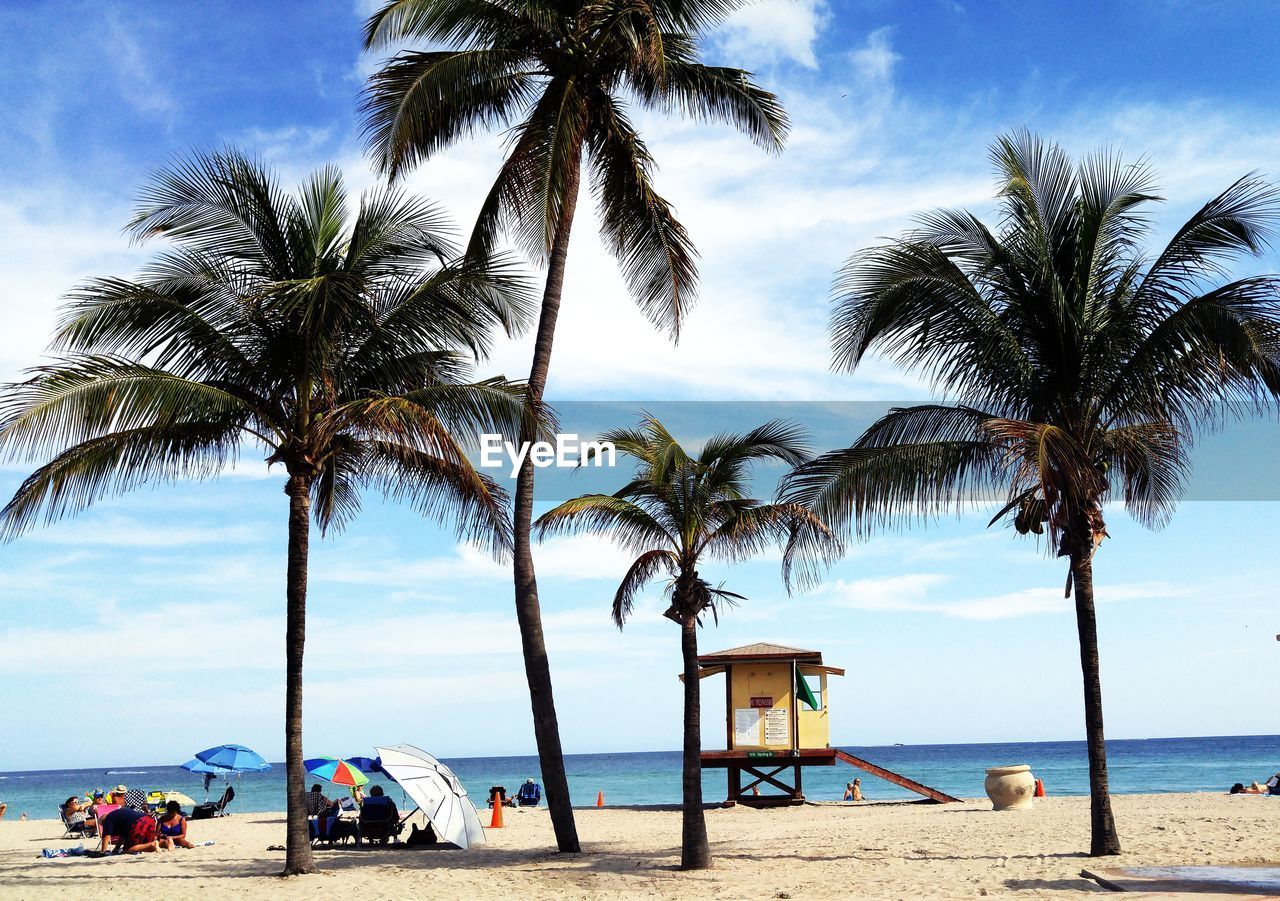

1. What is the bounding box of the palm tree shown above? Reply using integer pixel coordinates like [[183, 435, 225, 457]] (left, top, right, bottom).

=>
[[361, 0, 790, 852], [535, 415, 835, 869], [783, 132, 1280, 856], [0, 150, 532, 874]]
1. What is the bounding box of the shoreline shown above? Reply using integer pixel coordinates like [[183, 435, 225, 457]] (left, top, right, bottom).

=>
[[3, 792, 1277, 898], [6, 731, 1276, 775]]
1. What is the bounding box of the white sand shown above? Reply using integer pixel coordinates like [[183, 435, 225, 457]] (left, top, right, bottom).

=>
[[2, 793, 1277, 898]]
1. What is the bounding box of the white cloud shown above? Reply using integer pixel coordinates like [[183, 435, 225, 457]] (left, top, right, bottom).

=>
[[315, 534, 641, 588], [102, 8, 178, 122], [716, 0, 828, 69], [850, 27, 900, 88], [820, 574, 1188, 620], [24, 514, 265, 548], [823, 572, 948, 611], [0, 193, 143, 381]]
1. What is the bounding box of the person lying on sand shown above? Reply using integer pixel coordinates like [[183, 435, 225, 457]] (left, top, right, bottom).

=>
[[98, 806, 158, 853], [157, 801, 193, 849]]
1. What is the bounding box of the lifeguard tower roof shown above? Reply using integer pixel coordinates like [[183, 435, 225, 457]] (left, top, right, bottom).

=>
[[698, 642, 824, 666]]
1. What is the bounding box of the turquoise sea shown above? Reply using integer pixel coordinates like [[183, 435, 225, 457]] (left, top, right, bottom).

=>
[[3, 735, 1276, 820]]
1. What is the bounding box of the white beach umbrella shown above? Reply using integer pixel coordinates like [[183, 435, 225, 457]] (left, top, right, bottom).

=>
[[374, 744, 486, 850]]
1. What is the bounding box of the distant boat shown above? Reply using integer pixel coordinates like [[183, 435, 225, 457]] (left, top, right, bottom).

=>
[[893, 743, 904, 747]]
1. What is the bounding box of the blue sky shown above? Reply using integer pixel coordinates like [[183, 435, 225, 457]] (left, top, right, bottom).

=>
[[1, 0, 1278, 770]]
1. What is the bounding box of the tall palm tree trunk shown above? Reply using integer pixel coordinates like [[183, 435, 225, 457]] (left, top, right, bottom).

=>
[[511, 156, 583, 853], [283, 473, 317, 875], [679, 616, 711, 869], [1070, 550, 1121, 856]]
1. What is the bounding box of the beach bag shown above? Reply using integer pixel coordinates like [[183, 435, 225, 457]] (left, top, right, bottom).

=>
[[190, 803, 217, 820]]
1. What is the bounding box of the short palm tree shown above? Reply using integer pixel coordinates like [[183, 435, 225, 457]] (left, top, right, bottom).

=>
[[361, 0, 790, 852], [536, 415, 835, 869], [783, 132, 1280, 856], [0, 150, 532, 874]]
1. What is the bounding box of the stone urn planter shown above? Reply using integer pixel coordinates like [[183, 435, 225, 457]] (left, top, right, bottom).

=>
[[985, 765, 1035, 811]]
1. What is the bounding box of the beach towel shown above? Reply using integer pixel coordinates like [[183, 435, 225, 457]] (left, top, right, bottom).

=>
[[41, 845, 86, 859]]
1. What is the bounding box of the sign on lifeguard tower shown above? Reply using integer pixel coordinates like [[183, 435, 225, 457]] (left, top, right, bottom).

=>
[[694, 642, 843, 806]]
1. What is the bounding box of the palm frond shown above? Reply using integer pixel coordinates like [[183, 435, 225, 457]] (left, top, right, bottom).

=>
[[126, 148, 295, 279], [587, 94, 698, 337], [636, 59, 787, 152], [0, 357, 267, 459], [611, 547, 678, 628], [361, 49, 538, 179], [535, 493, 676, 554], [361, 438, 513, 558], [0, 423, 240, 538], [363, 0, 527, 51]]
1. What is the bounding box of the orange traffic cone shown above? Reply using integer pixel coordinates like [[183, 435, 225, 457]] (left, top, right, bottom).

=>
[[490, 796, 505, 828], [596, 790, 604, 808], [1034, 778, 1046, 798]]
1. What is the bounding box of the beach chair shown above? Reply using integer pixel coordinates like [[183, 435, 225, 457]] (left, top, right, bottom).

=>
[[58, 806, 95, 839], [309, 815, 357, 847], [145, 791, 166, 812], [517, 781, 542, 807], [357, 798, 402, 846], [193, 786, 235, 820], [213, 785, 235, 816]]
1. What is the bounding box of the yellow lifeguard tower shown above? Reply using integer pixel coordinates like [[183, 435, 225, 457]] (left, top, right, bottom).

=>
[[692, 642, 960, 807], [694, 642, 843, 806]]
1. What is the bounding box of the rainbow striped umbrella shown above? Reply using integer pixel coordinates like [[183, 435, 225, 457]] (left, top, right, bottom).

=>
[[304, 756, 370, 787]]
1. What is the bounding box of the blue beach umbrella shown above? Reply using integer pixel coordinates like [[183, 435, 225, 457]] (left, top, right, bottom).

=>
[[195, 744, 272, 773], [345, 756, 383, 774], [181, 757, 233, 803], [181, 758, 228, 775]]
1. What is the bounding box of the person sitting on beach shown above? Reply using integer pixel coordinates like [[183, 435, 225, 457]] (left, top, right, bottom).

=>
[[488, 785, 514, 808], [0, 801, 6, 820], [516, 779, 541, 807], [97, 805, 158, 854], [62, 796, 96, 833], [303, 784, 334, 817], [157, 801, 193, 850], [843, 779, 864, 802], [1266, 773, 1280, 796], [360, 785, 399, 820]]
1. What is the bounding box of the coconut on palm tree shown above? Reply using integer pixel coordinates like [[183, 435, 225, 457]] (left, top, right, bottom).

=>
[[783, 132, 1280, 856], [0, 150, 532, 874], [535, 415, 835, 869], [361, 0, 790, 852]]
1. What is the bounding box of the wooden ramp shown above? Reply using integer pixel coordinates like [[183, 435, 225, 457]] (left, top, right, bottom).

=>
[[834, 749, 961, 804]]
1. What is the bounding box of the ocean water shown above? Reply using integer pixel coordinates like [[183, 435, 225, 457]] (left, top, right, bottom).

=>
[[3, 734, 1276, 820]]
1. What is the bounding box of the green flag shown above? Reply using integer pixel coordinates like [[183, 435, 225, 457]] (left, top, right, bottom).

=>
[[796, 670, 819, 710]]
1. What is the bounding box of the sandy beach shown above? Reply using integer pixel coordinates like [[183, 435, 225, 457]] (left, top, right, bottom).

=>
[[2, 793, 1277, 898]]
